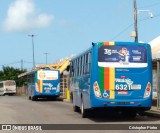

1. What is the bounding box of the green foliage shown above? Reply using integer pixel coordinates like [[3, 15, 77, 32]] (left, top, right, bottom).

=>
[[0, 66, 27, 87]]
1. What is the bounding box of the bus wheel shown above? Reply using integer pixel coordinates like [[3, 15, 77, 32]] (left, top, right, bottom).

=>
[[81, 99, 88, 118], [28, 96, 31, 100], [73, 105, 79, 112], [31, 96, 37, 101]]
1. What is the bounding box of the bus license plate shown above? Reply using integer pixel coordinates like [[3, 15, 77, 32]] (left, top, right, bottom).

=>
[[46, 89, 50, 92], [131, 84, 141, 90]]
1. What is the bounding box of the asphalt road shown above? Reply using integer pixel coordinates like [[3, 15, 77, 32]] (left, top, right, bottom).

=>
[[0, 96, 160, 133]]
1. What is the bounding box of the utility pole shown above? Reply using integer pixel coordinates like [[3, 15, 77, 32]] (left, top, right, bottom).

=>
[[134, 0, 138, 42], [44, 53, 49, 64], [28, 34, 36, 68], [21, 59, 23, 70]]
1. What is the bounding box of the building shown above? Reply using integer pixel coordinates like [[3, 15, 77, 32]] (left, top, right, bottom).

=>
[[149, 36, 160, 108]]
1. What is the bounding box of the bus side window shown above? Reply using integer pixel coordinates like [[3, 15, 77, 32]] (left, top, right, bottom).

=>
[[78, 57, 81, 76], [85, 53, 88, 73], [78, 58, 80, 76], [81, 56, 84, 76], [83, 54, 86, 75], [75, 59, 77, 77], [82, 55, 84, 75], [70, 62, 74, 77], [88, 52, 91, 73], [74, 60, 77, 77], [86, 53, 89, 74], [77, 58, 79, 76]]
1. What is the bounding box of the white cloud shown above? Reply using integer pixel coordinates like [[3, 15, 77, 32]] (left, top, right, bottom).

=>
[[3, 0, 54, 32]]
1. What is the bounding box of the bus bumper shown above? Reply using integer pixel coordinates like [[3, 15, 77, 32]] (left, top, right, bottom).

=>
[[34, 92, 61, 97], [91, 98, 152, 111]]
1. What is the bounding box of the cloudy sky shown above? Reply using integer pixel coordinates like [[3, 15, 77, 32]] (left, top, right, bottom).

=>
[[3, 0, 53, 32], [0, 0, 160, 70]]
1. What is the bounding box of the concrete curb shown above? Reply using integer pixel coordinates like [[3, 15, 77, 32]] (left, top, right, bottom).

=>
[[63, 99, 71, 103], [143, 110, 160, 118]]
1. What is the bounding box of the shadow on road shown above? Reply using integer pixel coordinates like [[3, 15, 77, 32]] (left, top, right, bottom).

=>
[[76, 109, 160, 122], [35, 97, 64, 102]]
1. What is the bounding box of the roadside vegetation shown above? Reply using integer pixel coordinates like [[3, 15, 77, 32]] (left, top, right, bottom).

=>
[[0, 66, 27, 87]]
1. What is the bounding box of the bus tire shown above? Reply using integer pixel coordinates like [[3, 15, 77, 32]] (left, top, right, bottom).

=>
[[28, 96, 31, 100], [31, 96, 37, 101], [81, 98, 88, 118], [73, 105, 79, 112]]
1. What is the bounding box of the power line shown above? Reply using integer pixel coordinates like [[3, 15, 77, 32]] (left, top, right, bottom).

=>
[[23, 60, 44, 65], [0, 61, 21, 67], [139, 2, 160, 9], [23, 60, 33, 64], [0, 60, 44, 69], [0, 60, 44, 72], [111, 13, 160, 40], [111, 23, 133, 40]]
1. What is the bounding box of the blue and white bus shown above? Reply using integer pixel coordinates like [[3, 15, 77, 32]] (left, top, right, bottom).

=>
[[70, 42, 152, 118], [25, 69, 61, 101]]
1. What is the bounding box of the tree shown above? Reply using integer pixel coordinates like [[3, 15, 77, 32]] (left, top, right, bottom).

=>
[[0, 66, 27, 87]]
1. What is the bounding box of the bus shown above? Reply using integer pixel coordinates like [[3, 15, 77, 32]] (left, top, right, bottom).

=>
[[0, 80, 16, 96], [70, 42, 152, 118], [25, 69, 61, 101]]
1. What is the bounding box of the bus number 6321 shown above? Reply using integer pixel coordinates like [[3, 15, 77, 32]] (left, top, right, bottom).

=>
[[115, 84, 128, 91]]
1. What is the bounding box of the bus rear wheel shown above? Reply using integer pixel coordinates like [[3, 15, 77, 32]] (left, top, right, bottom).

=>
[[28, 96, 31, 100], [73, 105, 79, 112], [81, 98, 88, 118], [31, 96, 37, 101]]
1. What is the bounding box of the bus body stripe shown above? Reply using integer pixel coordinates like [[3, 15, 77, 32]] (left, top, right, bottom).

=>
[[104, 68, 109, 90], [38, 80, 40, 92], [109, 42, 115, 99], [109, 42, 114, 46], [99, 67, 104, 93], [104, 42, 110, 90], [104, 42, 109, 46], [98, 42, 115, 99], [40, 80, 43, 93], [109, 67, 115, 99]]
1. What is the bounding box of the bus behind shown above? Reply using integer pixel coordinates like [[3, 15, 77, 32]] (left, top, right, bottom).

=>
[[27, 69, 61, 100]]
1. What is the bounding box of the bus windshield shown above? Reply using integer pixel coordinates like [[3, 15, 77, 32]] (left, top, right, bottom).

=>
[[98, 45, 147, 68]]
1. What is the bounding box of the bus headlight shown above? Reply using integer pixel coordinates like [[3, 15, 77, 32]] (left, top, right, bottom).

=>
[[93, 81, 102, 98], [56, 83, 60, 93], [144, 82, 151, 98]]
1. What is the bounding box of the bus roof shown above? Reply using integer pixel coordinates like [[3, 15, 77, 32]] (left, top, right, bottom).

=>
[[18, 69, 59, 78], [92, 41, 150, 46], [71, 47, 91, 61]]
